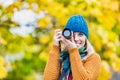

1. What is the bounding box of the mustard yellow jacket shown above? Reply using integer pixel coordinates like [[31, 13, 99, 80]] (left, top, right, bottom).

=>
[[44, 45, 101, 80]]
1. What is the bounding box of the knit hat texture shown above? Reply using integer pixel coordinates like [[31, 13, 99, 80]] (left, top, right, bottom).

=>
[[65, 15, 89, 38]]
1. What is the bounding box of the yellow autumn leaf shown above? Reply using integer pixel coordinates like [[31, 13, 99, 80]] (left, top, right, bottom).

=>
[[98, 61, 111, 80], [34, 8, 41, 14], [57, 14, 69, 26], [7, 1, 22, 10], [90, 33, 102, 52], [0, 55, 10, 67], [39, 51, 48, 61], [108, 31, 118, 42], [37, 16, 51, 28], [47, 3, 69, 26], [116, 59, 120, 72], [100, 0, 110, 8], [0, 66, 8, 79], [39, 35, 50, 44], [0, 55, 5, 66], [26, 0, 36, 4], [106, 42, 116, 52], [97, 12, 116, 30], [46, 2, 69, 26], [24, 75, 36, 80], [46, 2, 62, 17], [103, 51, 112, 59], [13, 2, 22, 8], [0, 36, 7, 45], [111, 61, 117, 71], [109, 1, 119, 11], [90, 8, 102, 17], [12, 64, 17, 70], [96, 26, 109, 44], [103, 50, 117, 63]]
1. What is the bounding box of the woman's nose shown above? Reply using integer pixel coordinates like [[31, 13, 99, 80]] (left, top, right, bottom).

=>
[[74, 35, 80, 41]]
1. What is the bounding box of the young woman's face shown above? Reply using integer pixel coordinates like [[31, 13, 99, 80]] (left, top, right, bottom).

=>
[[73, 32, 86, 48]]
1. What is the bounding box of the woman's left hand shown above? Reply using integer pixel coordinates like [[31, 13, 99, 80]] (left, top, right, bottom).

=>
[[61, 34, 77, 51]]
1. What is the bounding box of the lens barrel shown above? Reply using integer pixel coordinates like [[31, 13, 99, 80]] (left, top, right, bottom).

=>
[[62, 28, 72, 39]]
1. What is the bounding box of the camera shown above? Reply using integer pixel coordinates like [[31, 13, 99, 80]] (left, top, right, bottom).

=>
[[62, 28, 72, 39]]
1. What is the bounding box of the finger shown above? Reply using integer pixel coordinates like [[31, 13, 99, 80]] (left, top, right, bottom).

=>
[[57, 34, 62, 39], [60, 36, 66, 43], [55, 29, 62, 33], [65, 38, 72, 44], [62, 37, 71, 45], [71, 33, 74, 42], [56, 32, 62, 36]]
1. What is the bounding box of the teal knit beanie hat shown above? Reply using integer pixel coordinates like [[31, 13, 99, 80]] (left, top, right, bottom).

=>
[[65, 15, 89, 38]]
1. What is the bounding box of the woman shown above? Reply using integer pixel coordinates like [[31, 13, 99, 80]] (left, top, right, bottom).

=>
[[43, 15, 101, 80]]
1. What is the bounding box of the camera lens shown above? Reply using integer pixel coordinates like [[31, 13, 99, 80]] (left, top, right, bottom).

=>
[[62, 28, 72, 39]]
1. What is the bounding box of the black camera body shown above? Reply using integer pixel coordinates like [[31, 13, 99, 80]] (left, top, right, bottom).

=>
[[62, 28, 72, 39]]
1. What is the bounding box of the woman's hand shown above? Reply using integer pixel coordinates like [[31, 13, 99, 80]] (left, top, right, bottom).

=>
[[53, 29, 77, 51], [53, 29, 62, 46], [61, 33, 77, 51]]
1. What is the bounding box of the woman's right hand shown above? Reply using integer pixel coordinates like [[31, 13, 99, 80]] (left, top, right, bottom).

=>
[[53, 29, 76, 51], [53, 29, 62, 46]]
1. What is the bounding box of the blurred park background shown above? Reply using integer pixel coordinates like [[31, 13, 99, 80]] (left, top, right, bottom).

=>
[[0, 0, 120, 80]]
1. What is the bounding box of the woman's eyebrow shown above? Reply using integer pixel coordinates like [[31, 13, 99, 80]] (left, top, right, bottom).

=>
[[79, 33, 83, 35]]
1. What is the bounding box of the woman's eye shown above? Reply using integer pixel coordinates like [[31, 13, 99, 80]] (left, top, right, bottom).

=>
[[79, 33, 83, 36]]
